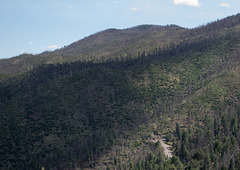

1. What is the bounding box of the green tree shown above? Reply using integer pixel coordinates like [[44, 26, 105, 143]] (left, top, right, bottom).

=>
[[203, 154, 211, 170], [176, 123, 181, 140], [236, 153, 240, 170], [221, 164, 227, 170], [171, 156, 184, 170], [180, 142, 188, 161], [229, 158, 235, 170]]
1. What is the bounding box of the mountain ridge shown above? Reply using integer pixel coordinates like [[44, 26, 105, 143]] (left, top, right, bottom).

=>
[[0, 13, 239, 77], [0, 24, 186, 76], [1, 13, 240, 169]]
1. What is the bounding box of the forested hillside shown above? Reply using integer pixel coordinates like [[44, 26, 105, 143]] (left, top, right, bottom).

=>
[[0, 25, 185, 76], [0, 13, 240, 170]]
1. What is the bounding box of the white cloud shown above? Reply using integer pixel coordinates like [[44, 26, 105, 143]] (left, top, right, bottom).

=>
[[174, 0, 200, 7], [112, 1, 118, 4], [28, 41, 33, 44], [48, 45, 60, 50], [219, 3, 230, 8], [131, 7, 139, 11], [66, 5, 73, 8]]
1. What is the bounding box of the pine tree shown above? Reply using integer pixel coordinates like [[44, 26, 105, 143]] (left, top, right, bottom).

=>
[[176, 123, 181, 140], [229, 158, 235, 170]]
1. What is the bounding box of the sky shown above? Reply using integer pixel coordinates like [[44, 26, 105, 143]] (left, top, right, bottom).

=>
[[0, 0, 239, 59]]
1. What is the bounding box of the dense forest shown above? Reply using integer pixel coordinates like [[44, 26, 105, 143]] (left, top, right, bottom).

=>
[[0, 13, 240, 169]]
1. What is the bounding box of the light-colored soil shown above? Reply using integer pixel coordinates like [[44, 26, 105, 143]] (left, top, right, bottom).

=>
[[150, 134, 173, 158], [159, 137, 173, 158]]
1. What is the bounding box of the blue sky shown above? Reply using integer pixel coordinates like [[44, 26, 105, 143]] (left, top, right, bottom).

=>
[[0, 0, 239, 59]]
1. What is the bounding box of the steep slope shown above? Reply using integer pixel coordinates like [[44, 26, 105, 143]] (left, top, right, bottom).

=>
[[0, 13, 240, 170]]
